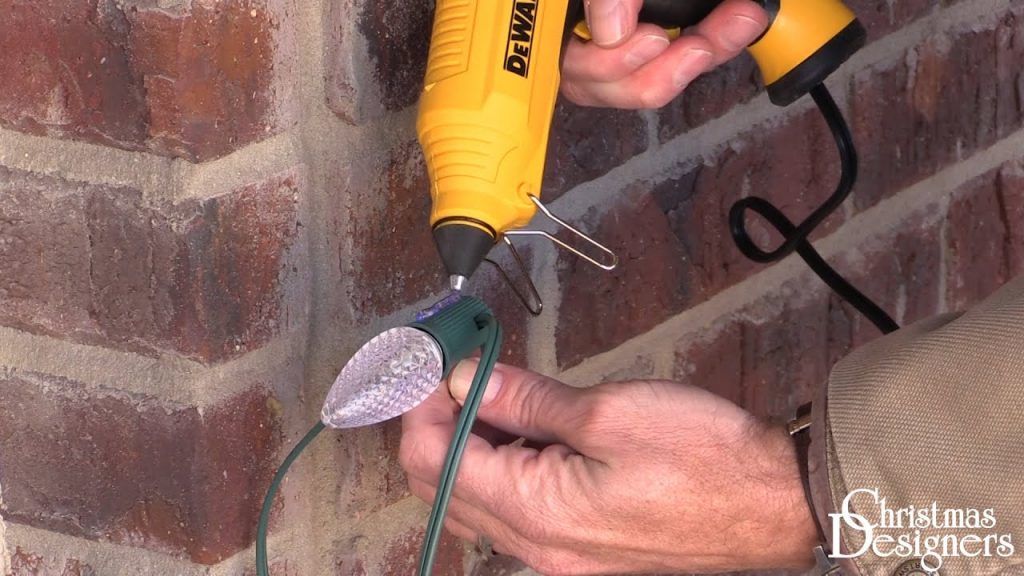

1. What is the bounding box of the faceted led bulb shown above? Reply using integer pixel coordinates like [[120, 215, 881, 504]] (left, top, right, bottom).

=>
[[321, 326, 444, 429]]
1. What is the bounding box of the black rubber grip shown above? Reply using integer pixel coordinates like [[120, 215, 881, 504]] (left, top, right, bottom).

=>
[[637, 0, 723, 29]]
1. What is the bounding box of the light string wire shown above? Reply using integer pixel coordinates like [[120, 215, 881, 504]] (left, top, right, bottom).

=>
[[256, 313, 501, 576], [256, 420, 325, 576], [418, 314, 502, 574]]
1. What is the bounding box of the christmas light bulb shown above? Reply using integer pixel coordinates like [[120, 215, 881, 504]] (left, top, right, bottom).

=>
[[321, 326, 444, 429]]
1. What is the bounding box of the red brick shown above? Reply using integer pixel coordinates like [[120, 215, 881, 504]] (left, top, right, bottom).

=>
[[359, 1, 433, 112], [0, 167, 300, 363], [848, 8, 1024, 211], [381, 527, 466, 576], [335, 553, 368, 576], [662, 108, 842, 288], [556, 187, 691, 369], [0, 0, 144, 150], [331, 418, 446, 525], [677, 292, 864, 419], [674, 214, 942, 417], [0, 374, 282, 564], [541, 98, 649, 202], [825, 212, 942, 350], [946, 162, 1024, 310], [125, 1, 278, 161], [596, 354, 657, 383], [0, 0, 144, 145], [337, 420, 412, 520], [0, 0, 278, 162], [678, 290, 833, 418], [556, 108, 844, 368], [845, 0, 937, 40], [349, 142, 444, 320], [243, 558, 300, 576], [8, 547, 95, 576], [658, 55, 761, 142], [326, 0, 433, 122]]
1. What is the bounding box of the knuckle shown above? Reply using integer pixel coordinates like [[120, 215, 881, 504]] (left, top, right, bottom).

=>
[[560, 79, 590, 105], [506, 376, 556, 430], [638, 87, 676, 109], [574, 387, 622, 435], [526, 551, 577, 576], [516, 515, 556, 543], [397, 435, 427, 475]]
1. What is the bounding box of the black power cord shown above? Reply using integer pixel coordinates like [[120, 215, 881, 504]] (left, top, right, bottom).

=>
[[728, 84, 899, 335]]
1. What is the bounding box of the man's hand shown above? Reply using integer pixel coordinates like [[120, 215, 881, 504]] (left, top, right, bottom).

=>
[[561, 0, 768, 108], [400, 361, 819, 575]]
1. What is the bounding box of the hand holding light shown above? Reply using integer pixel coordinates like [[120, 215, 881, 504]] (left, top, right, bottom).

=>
[[401, 362, 820, 575]]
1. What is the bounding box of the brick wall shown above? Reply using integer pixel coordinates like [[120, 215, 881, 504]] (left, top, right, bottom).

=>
[[0, 0, 1021, 575]]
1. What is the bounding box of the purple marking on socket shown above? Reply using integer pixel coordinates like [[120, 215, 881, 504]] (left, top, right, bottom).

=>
[[416, 292, 463, 322]]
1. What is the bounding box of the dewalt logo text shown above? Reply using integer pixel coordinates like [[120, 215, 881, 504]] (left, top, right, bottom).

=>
[[504, 0, 537, 77]]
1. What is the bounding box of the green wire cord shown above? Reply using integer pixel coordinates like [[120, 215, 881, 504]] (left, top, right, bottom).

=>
[[418, 314, 502, 575], [255, 313, 501, 576], [256, 420, 326, 576]]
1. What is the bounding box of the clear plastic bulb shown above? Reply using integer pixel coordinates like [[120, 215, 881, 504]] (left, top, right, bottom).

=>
[[321, 326, 444, 429]]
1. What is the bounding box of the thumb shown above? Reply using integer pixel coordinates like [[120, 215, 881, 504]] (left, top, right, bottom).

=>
[[448, 360, 589, 448], [585, 0, 643, 47]]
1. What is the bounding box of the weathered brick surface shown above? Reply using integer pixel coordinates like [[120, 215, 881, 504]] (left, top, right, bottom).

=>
[[381, 527, 466, 576], [557, 187, 691, 369], [557, 109, 841, 368], [658, 55, 761, 142], [661, 107, 844, 276], [0, 166, 300, 363], [333, 421, 411, 521], [946, 162, 1024, 310], [677, 289, 832, 417], [675, 215, 942, 417], [3, 0, 1023, 573], [358, 1, 434, 112], [680, 241, 940, 417], [125, 1, 278, 161], [326, 0, 434, 123], [0, 0, 279, 162], [0, 373, 281, 564], [242, 558, 300, 576], [348, 141, 444, 320], [849, 7, 1024, 210], [0, 0, 143, 151], [334, 553, 368, 576], [9, 547, 95, 576], [846, 0, 937, 39], [542, 99, 649, 202]]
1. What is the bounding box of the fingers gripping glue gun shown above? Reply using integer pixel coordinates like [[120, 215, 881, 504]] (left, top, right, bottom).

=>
[[416, 0, 866, 302]]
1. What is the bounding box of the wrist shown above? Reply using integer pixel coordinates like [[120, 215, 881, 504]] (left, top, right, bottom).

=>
[[741, 421, 820, 570]]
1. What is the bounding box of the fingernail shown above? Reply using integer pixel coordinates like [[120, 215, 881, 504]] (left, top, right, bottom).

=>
[[448, 360, 503, 405], [673, 48, 713, 89], [586, 0, 629, 46], [624, 35, 670, 69], [720, 15, 765, 51]]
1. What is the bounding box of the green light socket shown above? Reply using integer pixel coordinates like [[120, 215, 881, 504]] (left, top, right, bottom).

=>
[[409, 296, 493, 379]]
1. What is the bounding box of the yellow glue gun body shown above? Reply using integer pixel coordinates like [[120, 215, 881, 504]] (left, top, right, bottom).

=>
[[417, 0, 578, 283], [417, 0, 865, 285]]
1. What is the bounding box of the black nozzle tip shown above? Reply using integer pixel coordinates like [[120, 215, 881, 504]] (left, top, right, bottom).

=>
[[433, 222, 496, 281]]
